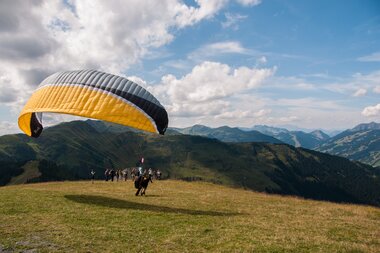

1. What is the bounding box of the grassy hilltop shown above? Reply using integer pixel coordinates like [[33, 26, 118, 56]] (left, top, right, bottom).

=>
[[0, 180, 379, 252]]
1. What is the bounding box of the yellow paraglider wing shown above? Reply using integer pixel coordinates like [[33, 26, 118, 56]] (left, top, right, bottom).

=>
[[18, 70, 168, 137]]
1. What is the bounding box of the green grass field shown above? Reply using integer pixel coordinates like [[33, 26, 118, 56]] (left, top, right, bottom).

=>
[[0, 180, 379, 252]]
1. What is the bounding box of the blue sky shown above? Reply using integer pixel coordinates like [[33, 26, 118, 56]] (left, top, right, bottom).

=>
[[0, 0, 379, 135], [136, 0, 379, 76]]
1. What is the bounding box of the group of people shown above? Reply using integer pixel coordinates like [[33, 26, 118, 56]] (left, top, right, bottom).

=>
[[89, 157, 161, 196], [104, 168, 127, 182], [89, 157, 162, 191], [102, 167, 162, 182]]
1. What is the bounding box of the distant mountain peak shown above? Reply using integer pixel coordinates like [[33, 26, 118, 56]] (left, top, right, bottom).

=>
[[251, 125, 289, 134], [191, 124, 211, 130], [310, 130, 330, 140], [351, 122, 380, 132]]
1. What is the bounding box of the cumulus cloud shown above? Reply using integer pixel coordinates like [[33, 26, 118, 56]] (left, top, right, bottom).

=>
[[353, 88, 367, 97], [151, 61, 274, 103], [175, 0, 228, 27], [148, 61, 274, 123], [362, 104, 380, 117]]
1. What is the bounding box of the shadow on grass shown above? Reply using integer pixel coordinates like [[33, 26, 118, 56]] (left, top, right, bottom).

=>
[[65, 194, 241, 216], [142, 194, 162, 198]]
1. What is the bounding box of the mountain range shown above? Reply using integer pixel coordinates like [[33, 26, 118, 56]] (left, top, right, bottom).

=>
[[171, 124, 331, 149], [171, 125, 283, 143], [0, 120, 379, 207], [249, 125, 330, 149], [317, 123, 380, 167], [171, 122, 380, 167]]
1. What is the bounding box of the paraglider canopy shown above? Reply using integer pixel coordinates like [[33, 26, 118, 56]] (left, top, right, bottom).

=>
[[18, 70, 168, 137]]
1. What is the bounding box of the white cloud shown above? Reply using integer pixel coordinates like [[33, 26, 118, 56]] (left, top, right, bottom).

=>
[[353, 88, 367, 97], [148, 61, 274, 124], [175, 0, 228, 27], [151, 61, 274, 103], [126, 76, 148, 87], [253, 109, 271, 117], [236, 0, 261, 6], [362, 104, 380, 117], [208, 41, 247, 53], [257, 56, 267, 65], [175, 0, 262, 28], [221, 13, 247, 30], [374, 86, 380, 94], [358, 52, 380, 62], [188, 41, 250, 61]]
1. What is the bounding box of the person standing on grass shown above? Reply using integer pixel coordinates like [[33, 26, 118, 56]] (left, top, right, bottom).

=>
[[115, 169, 119, 182], [123, 169, 128, 181], [156, 169, 161, 180], [105, 169, 109, 181], [148, 168, 153, 178], [90, 169, 96, 183], [136, 157, 144, 176], [110, 169, 115, 182]]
